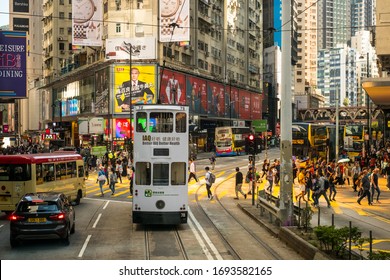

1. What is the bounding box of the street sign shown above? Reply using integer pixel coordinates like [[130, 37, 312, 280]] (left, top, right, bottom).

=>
[[252, 120, 267, 133]]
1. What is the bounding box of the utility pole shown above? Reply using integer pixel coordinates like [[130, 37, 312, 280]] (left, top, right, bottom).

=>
[[335, 87, 339, 162], [279, 0, 294, 225]]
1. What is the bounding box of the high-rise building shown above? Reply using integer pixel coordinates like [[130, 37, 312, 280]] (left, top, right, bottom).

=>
[[295, 0, 318, 97], [317, 0, 351, 50], [351, 0, 375, 37], [317, 45, 358, 107]]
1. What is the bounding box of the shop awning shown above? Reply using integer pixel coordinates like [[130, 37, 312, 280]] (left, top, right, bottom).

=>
[[362, 77, 390, 107]]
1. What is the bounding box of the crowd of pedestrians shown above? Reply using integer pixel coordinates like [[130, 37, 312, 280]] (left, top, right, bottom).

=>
[[289, 147, 390, 208]]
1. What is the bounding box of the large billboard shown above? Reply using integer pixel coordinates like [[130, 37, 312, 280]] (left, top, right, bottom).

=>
[[72, 0, 103, 46], [239, 89, 252, 120], [159, 0, 190, 42], [160, 69, 186, 105], [0, 31, 27, 98], [114, 65, 156, 114], [105, 37, 156, 60], [225, 86, 239, 119]]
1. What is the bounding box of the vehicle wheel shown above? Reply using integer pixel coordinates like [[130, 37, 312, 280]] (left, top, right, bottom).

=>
[[74, 190, 82, 205], [70, 220, 75, 234], [10, 238, 19, 248], [62, 226, 71, 246]]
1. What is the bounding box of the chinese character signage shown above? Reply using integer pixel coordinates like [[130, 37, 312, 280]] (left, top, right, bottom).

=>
[[105, 38, 156, 60]]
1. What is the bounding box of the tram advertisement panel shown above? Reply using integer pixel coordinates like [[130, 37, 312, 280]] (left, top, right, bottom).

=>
[[225, 86, 239, 119], [160, 69, 186, 105], [186, 76, 207, 115], [113, 65, 156, 114], [239, 90, 251, 120], [251, 93, 262, 120], [207, 81, 225, 117]]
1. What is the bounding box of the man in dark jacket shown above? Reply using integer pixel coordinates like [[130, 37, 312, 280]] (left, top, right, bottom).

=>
[[234, 167, 246, 200], [357, 169, 372, 205]]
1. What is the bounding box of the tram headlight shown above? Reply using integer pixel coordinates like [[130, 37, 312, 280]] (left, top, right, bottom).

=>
[[156, 200, 165, 209]]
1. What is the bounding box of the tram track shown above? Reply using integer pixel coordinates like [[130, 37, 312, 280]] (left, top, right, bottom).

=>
[[143, 225, 189, 260], [192, 163, 283, 260]]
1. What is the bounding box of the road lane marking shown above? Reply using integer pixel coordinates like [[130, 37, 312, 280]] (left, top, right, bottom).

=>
[[103, 201, 110, 210], [188, 207, 223, 260], [187, 218, 214, 260], [92, 213, 102, 228], [78, 234, 91, 258]]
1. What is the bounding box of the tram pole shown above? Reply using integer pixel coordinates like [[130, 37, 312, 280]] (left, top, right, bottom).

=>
[[279, 0, 294, 225]]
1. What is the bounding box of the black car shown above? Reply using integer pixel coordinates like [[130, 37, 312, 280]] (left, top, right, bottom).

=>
[[9, 192, 75, 247]]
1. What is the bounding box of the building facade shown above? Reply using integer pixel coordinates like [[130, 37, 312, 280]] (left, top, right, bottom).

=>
[[32, 0, 264, 151]]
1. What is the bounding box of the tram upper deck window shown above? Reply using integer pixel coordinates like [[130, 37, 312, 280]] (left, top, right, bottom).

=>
[[176, 112, 187, 133], [136, 112, 147, 132], [150, 112, 173, 133]]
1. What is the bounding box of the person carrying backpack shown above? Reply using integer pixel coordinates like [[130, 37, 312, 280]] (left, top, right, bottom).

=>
[[314, 171, 331, 208], [205, 166, 214, 200]]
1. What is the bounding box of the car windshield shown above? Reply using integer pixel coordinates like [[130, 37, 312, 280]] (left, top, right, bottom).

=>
[[18, 201, 59, 213]]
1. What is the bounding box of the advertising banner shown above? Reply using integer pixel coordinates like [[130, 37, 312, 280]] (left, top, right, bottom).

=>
[[239, 89, 251, 120], [186, 75, 208, 115], [207, 81, 225, 118], [13, 0, 29, 13], [0, 31, 27, 98], [251, 93, 262, 120], [160, 69, 186, 105], [105, 37, 156, 60], [13, 18, 29, 31], [115, 118, 131, 139], [225, 86, 239, 119], [159, 0, 190, 42], [95, 67, 109, 114], [114, 65, 156, 113], [72, 0, 103, 46], [89, 117, 105, 134]]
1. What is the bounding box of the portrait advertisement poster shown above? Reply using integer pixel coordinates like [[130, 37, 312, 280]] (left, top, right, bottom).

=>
[[95, 67, 110, 114], [0, 31, 27, 98], [186, 75, 207, 115], [114, 118, 131, 139], [239, 89, 251, 120], [72, 0, 103, 47], [160, 69, 186, 105], [251, 93, 262, 120], [207, 81, 225, 118], [113, 65, 156, 114], [225, 86, 239, 119], [159, 0, 190, 43]]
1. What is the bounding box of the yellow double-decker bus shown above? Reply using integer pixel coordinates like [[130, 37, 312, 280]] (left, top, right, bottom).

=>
[[292, 122, 328, 160]]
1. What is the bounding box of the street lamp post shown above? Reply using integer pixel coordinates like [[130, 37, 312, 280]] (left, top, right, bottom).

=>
[[366, 53, 371, 157], [129, 47, 133, 158]]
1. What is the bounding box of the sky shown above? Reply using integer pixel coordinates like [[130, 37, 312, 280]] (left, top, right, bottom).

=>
[[0, 1, 9, 27]]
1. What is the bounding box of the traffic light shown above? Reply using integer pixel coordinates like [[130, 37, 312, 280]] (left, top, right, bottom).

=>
[[248, 134, 255, 155]]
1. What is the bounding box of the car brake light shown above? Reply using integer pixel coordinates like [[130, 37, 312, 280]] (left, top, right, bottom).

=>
[[49, 212, 65, 220], [9, 214, 25, 221]]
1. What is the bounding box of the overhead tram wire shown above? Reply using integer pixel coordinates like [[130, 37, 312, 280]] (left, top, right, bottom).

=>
[[1, 4, 387, 40]]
